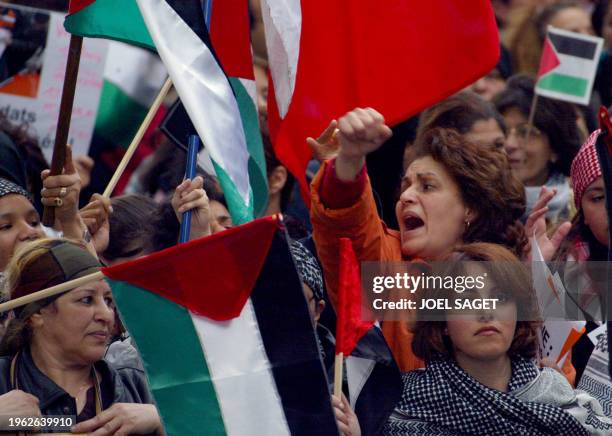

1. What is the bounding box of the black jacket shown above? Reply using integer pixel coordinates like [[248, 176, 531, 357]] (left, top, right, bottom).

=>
[[0, 347, 154, 427]]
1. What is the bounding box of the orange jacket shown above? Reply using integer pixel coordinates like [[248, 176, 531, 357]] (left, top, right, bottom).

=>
[[310, 161, 423, 372]]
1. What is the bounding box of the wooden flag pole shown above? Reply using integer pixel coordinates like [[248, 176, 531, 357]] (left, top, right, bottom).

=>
[[42, 35, 83, 226], [0, 271, 104, 314], [333, 352, 343, 397], [102, 77, 173, 198], [524, 93, 540, 144]]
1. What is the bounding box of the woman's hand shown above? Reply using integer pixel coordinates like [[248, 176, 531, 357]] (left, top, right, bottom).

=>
[[171, 176, 211, 241], [332, 394, 360, 436], [523, 186, 571, 261], [334, 108, 392, 181], [80, 193, 113, 254], [0, 390, 41, 417], [307, 120, 340, 163], [71, 403, 163, 436], [41, 144, 83, 232]]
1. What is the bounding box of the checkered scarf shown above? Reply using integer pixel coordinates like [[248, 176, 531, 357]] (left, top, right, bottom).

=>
[[0, 177, 32, 202], [289, 239, 324, 301], [383, 357, 587, 435], [571, 130, 602, 209]]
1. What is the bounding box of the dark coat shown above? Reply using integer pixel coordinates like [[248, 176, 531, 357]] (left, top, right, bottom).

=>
[[0, 347, 154, 427]]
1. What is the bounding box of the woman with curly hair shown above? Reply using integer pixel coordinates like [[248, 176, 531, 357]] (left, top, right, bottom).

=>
[[310, 107, 526, 371]]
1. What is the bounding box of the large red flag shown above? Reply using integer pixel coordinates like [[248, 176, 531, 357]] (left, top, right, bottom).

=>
[[263, 0, 499, 204], [336, 238, 374, 356]]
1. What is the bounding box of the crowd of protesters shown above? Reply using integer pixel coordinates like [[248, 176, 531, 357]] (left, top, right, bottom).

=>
[[0, 0, 611, 434]]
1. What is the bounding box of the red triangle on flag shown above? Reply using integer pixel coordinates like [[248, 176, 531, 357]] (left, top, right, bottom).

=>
[[336, 238, 375, 356], [68, 0, 96, 15], [103, 216, 280, 321], [538, 37, 561, 78]]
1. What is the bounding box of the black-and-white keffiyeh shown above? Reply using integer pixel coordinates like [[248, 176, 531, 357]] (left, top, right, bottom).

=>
[[383, 357, 589, 436], [289, 239, 324, 301]]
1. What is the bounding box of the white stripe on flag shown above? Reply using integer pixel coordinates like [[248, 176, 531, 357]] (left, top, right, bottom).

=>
[[137, 0, 251, 205], [346, 356, 376, 410], [261, 0, 301, 118], [191, 300, 291, 436], [553, 53, 597, 79]]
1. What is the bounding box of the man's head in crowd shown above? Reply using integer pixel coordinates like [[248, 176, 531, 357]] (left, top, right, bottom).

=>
[[495, 74, 582, 187], [0, 178, 43, 271], [415, 91, 507, 153]]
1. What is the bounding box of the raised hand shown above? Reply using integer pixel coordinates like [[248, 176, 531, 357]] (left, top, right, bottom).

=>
[[80, 193, 113, 254], [307, 119, 340, 163], [524, 186, 571, 261], [335, 108, 392, 181], [171, 176, 211, 241]]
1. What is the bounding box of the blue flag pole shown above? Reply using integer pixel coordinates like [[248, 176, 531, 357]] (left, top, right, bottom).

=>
[[179, 135, 200, 244]]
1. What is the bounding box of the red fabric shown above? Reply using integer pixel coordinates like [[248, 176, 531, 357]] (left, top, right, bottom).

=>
[[209, 0, 254, 80], [319, 159, 367, 209], [570, 130, 602, 208], [538, 37, 561, 78], [69, 0, 95, 14], [336, 238, 374, 356], [270, 0, 499, 206], [103, 216, 280, 321]]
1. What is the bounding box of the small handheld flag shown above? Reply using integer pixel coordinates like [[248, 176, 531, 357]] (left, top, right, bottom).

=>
[[535, 26, 603, 106]]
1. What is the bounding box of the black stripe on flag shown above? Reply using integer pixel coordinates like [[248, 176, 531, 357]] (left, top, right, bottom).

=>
[[549, 32, 598, 59], [250, 230, 339, 436]]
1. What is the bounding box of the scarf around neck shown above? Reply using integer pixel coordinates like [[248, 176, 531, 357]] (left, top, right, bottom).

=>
[[384, 357, 587, 436]]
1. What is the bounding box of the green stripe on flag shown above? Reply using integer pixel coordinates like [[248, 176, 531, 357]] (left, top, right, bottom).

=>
[[228, 77, 269, 218], [109, 279, 227, 436], [537, 72, 589, 97], [95, 81, 148, 147], [213, 161, 254, 225], [64, 0, 155, 51]]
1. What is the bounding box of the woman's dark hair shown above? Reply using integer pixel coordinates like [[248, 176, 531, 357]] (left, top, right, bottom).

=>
[[495, 74, 582, 176], [416, 91, 506, 146], [555, 209, 608, 262], [411, 243, 541, 362], [536, 1, 584, 42], [102, 195, 158, 262], [405, 128, 527, 255], [592, 0, 611, 37], [263, 133, 294, 211]]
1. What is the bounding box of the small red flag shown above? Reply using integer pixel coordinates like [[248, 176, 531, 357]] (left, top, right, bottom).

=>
[[336, 238, 374, 356]]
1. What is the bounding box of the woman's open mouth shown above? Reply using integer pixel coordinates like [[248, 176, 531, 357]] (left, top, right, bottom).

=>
[[403, 215, 425, 231]]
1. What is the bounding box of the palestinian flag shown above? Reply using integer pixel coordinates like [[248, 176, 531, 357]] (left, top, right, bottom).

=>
[[135, 0, 268, 223], [262, 0, 500, 204], [88, 41, 167, 196], [536, 26, 604, 105], [103, 217, 338, 435], [64, 0, 154, 50], [64, 0, 268, 222]]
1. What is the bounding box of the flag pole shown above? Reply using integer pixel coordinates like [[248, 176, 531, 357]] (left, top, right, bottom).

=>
[[524, 93, 539, 144], [0, 271, 104, 313], [333, 352, 344, 397], [42, 35, 83, 226], [179, 135, 200, 243], [102, 77, 173, 198]]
